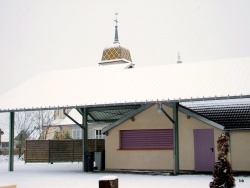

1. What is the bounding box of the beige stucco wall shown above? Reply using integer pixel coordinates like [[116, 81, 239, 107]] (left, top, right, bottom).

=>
[[230, 130, 250, 171], [105, 104, 223, 171], [105, 105, 174, 170]]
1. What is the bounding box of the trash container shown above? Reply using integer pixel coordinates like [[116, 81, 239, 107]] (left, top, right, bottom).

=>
[[86, 152, 94, 172], [95, 151, 105, 171]]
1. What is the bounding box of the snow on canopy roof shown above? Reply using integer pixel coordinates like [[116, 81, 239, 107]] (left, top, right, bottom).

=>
[[0, 57, 250, 112], [60, 109, 82, 125], [182, 98, 250, 130], [182, 98, 250, 108], [98, 61, 134, 68]]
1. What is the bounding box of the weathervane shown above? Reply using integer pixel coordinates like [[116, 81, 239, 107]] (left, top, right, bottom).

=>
[[114, 13, 119, 44], [177, 52, 182, 64], [114, 13, 118, 27]]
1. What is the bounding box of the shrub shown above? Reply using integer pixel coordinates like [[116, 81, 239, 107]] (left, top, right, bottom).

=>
[[210, 132, 235, 188]]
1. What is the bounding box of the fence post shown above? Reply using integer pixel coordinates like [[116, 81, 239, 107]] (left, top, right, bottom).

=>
[[24, 140, 27, 162], [48, 140, 51, 163], [99, 176, 118, 188], [95, 139, 97, 151], [72, 139, 74, 162]]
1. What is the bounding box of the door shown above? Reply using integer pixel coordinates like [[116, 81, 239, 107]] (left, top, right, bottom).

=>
[[193, 129, 215, 172]]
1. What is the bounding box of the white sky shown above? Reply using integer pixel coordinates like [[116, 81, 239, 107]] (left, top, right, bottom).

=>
[[0, 0, 250, 94], [0, 157, 249, 188]]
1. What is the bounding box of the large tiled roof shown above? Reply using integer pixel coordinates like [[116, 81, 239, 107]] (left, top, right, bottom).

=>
[[183, 99, 250, 130]]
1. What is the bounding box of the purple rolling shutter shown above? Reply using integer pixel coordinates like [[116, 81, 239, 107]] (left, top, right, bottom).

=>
[[120, 129, 173, 149]]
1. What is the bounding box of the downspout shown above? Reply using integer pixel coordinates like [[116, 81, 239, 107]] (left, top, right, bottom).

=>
[[159, 103, 179, 175], [9, 112, 15, 171]]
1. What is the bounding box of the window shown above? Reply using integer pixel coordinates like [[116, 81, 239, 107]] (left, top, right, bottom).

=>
[[95, 129, 105, 139], [72, 129, 82, 139], [89, 129, 105, 139], [120, 129, 173, 150]]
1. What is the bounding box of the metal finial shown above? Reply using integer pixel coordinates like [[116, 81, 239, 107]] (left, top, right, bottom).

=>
[[114, 13, 119, 44], [114, 13, 118, 26], [177, 52, 182, 64]]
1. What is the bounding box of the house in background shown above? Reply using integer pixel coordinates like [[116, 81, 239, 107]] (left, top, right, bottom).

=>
[[0, 128, 3, 143], [103, 102, 250, 173], [0, 129, 9, 155], [53, 108, 71, 122], [42, 109, 109, 140], [15, 130, 29, 146], [0, 128, 5, 154]]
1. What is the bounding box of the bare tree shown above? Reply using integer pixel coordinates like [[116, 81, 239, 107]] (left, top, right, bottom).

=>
[[0, 110, 55, 140], [14, 111, 34, 138], [13, 111, 36, 158], [31, 110, 54, 139]]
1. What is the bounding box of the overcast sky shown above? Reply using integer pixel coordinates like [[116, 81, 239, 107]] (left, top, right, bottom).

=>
[[0, 0, 250, 94]]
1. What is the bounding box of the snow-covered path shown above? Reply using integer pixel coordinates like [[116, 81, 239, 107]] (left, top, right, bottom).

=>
[[0, 156, 249, 188]]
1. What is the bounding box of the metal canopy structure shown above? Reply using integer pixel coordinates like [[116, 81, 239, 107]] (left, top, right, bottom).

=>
[[1, 57, 250, 174], [61, 105, 142, 125], [86, 105, 142, 123]]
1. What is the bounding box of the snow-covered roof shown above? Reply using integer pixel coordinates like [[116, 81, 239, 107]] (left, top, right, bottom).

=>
[[182, 98, 250, 130], [51, 118, 65, 125], [182, 98, 250, 108], [103, 43, 126, 49], [0, 57, 250, 112], [60, 109, 82, 125], [98, 61, 134, 68]]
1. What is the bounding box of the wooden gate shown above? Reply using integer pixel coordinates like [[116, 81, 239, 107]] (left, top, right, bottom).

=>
[[25, 139, 105, 163]]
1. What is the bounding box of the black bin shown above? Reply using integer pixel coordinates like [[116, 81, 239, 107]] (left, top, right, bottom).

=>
[[86, 152, 94, 172]]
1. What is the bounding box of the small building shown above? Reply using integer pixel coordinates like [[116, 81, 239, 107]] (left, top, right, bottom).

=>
[[103, 102, 250, 173]]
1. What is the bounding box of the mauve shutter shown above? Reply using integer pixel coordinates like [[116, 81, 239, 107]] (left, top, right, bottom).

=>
[[120, 129, 173, 149]]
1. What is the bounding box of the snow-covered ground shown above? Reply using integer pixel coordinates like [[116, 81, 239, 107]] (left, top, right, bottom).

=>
[[0, 155, 249, 188]]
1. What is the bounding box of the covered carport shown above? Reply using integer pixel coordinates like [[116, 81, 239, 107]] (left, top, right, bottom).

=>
[[0, 57, 250, 174]]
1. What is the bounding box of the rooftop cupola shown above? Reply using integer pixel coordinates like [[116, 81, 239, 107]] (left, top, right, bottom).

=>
[[99, 13, 134, 67]]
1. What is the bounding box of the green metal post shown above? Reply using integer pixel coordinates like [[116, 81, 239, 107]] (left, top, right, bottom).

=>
[[81, 113, 84, 172], [173, 102, 179, 175], [82, 108, 88, 172], [9, 112, 15, 171]]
